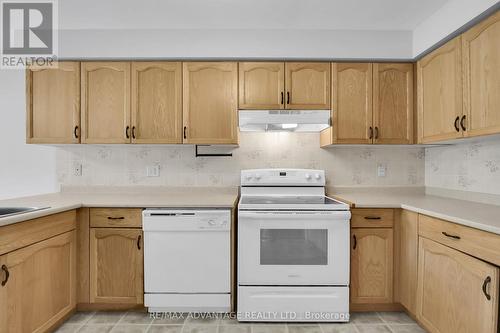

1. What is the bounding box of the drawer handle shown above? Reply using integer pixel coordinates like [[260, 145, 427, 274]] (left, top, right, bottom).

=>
[[352, 234, 357, 250], [137, 235, 142, 250], [441, 231, 461, 240], [364, 216, 381, 220], [107, 216, 125, 220], [482, 276, 492, 301], [1, 265, 9, 286]]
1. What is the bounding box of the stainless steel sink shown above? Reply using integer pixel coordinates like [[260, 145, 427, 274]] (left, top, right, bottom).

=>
[[0, 207, 49, 218]]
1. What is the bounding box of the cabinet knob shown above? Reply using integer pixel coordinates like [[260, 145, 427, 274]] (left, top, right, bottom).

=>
[[1, 265, 9, 286]]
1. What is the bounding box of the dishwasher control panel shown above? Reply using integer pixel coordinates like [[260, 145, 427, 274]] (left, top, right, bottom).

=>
[[142, 209, 231, 231]]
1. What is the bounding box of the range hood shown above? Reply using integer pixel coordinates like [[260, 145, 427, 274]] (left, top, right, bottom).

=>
[[239, 110, 331, 132]]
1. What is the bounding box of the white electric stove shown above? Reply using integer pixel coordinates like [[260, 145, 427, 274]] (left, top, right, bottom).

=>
[[237, 169, 351, 322]]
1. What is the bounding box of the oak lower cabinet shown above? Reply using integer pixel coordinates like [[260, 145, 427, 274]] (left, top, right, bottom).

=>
[[183, 62, 238, 144], [417, 37, 463, 143], [81, 62, 131, 144], [26, 62, 81, 144], [417, 237, 499, 333], [350, 228, 393, 304], [89, 228, 143, 304], [0, 231, 76, 333]]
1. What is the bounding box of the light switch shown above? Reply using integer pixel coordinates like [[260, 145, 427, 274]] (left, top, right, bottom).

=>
[[377, 164, 386, 177], [147, 165, 160, 177], [73, 163, 82, 176]]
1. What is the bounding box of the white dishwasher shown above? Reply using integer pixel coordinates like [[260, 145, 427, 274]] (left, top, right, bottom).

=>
[[142, 209, 231, 313]]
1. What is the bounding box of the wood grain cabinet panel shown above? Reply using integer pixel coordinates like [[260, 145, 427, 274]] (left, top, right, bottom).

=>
[[285, 62, 330, 110], [183, 62, 238, 144], [90, 228, 143, 304], [131, 62, 183, 143], [417, 37, 463, 143], [417, 237, 498, 333], [462, 11, 500, 138], [81, 62, 131, 144], [350, 228, 393, 304], [26, 62, 80, 144], [239, 62, 285, 109], [373, 63, 413, 144], [0, 231, 76, 333], [328, 63, 373, 144]]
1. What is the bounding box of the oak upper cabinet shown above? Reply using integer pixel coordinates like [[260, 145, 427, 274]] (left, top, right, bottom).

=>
[[239, 62, 285, 109], [417, 37, 463, 143], [417, 237, 498, 333], [284, 62, 331, 109], [350, 228, 393, 304], [373, 63, 413, 144], [81, 62, 131, 144], [395, 210, 418, 314], [327, 63, 373, 144], [26, 62, 80, 144], [183, 62, 238, 144], [90, 228, 143, 304], [0, 231, 76, 333], [131, 62, 183, 143], [462, 11, 500, 138]]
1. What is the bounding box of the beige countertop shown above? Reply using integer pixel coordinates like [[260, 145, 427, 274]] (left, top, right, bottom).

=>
[[0, 186, 239, 227], [329, 187, 500, 235]]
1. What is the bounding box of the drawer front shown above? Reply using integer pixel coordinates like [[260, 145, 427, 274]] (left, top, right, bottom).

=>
[[419, 214, 500, 266], [351, 209, 394, 228], [90, 208, 142, 228]]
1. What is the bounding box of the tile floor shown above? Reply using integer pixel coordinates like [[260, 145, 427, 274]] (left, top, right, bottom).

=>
[[55, 311, 427, 333]]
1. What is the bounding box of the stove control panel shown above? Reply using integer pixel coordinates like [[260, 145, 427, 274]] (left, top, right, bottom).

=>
[[241, 169, 325, 186]]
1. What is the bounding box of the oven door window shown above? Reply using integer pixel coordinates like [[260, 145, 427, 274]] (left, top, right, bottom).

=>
[[260, 229, 328, 265]]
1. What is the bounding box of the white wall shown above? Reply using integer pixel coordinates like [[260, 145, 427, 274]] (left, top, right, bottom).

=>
[[412, 0, 499, 57], [0, 71, 58, 200]]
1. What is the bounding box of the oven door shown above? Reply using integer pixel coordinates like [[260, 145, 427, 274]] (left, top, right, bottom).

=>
[[238, 210, 350, 286]]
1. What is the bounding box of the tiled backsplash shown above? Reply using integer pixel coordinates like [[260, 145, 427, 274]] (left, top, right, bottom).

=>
[[56, 133, 425, 188], [425, 136, 500, 195]]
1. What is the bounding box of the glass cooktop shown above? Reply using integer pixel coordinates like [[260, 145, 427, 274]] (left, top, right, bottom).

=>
[[239, 196, 344, 206]]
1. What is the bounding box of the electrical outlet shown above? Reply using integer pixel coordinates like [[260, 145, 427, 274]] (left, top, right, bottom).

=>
[[147, 165, 160, 177], [73, 163, 82, 176], [377, 164, 386, 177]]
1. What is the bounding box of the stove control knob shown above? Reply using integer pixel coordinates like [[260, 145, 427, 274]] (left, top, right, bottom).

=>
[[255, 174, 261, 180], [207, 219, 216, 226], [245, 174, 252, 181], [305, 173, 311, 180], [315, 174, 321, 180]]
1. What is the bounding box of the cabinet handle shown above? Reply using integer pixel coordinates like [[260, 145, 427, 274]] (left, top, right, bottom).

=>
[[482, 276, 492, 301], [364, 216, 381, 220], [183, 126, 187, 140], [352, 234, 357, 250], [287, 92, 290, 104], [441, 231, 461, 240], [137, 235, 142, 250], [126, 126, 130, 139], [132, 126, 136, 139], [74, 126, 79, 139], [369, 127, 373, 139], [460, 115, 467, 131], [1, 265, 9, 286], [374, 127, 379, 139], [107, 216, 125, 220], [281, 92, 284, 105], [454, 116, 460, 132]]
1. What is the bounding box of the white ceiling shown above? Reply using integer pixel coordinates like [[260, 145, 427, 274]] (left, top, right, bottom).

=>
[[60, 0, 450, 31]]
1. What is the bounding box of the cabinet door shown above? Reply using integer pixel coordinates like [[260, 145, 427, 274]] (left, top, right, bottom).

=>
[[239, 62, 284, 109], [351, 228, 393, 304], [417, 37, 463, 143], [81, 62, 131, 143], [331, 63, 373, 144], [285, 62, 330, 109], [183, 62, 238, 144], [462, 11, 500, 138], [417, 237, 498, 333], [131, 62, 182, 143], [0, 231, 76, 333], [90, 228, 143, 304], [373, 63, 413, 144], [26, 62, 80, 144], [395, 210, 418, 314]]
